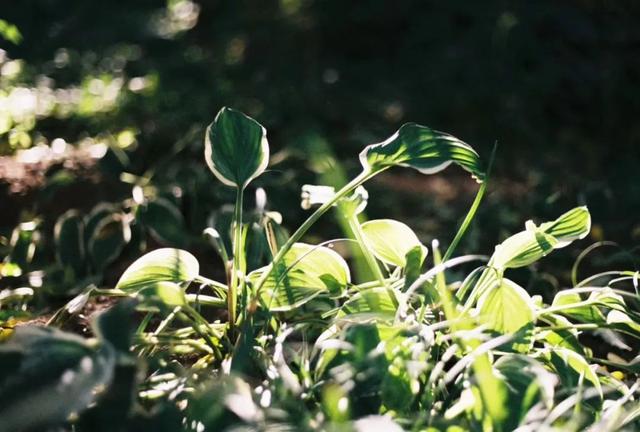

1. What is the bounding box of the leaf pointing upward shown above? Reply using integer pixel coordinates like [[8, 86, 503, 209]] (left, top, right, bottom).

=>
[[205, 107, 269, 189]]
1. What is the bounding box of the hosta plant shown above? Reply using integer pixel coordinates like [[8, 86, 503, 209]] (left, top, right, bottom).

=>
[[2, 107, 639, 431]]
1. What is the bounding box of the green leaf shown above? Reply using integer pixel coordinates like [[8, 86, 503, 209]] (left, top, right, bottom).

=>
[[93, 299, 137, 354], [0, 326, 115, 431], [468, 207, 591, 305], [7, 221, 39, 268], [54, 210, 86, 277], [361, 219, 427, 267], [607, 310, 640, 335], [404, 245, 425, 289], [538, 314, 585, 354], [494, 355, 555, 430], [116, 248, 199, 292], [0, 20, 22, 45], [249, 243, 350, 312], [87, 214, 127, 271], [546, 347, 602, 399], [477, 278, 535, 352], [137, 281, 186, 311], [339, 287, 398, 321], [551, 291, 605, 323], [204, 107, 269, 189], [139, 197, 187, 246], [493, 207, 591, 270], [359, 123, 484, 182]]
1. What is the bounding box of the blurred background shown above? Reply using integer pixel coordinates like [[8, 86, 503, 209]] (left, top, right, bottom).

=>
[[1, 0, 639, 301]]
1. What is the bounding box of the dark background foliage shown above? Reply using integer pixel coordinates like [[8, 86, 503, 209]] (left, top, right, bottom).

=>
[[2, 0, 639, 281]]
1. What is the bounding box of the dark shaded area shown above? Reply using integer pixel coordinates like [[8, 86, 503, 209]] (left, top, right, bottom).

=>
[[1, 0, 639, 278]]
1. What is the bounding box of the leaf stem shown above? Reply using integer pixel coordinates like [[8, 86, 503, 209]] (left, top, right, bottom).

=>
[[443, 142, 496, 261], [229, 187, 245, 332], [345, 212, 397, 307], [252, 171, 371, 297]]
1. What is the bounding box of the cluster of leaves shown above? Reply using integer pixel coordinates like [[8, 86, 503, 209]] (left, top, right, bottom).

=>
[[1, 109, 639, 431]]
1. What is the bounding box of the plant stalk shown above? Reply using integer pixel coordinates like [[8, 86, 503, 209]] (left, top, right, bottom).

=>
[[345, 212, 397, 307], [252, 171, 371, 296], [229, 187, 245, 332]]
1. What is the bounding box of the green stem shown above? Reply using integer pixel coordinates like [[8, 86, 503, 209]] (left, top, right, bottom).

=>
[[253, 171, 371, 296], [185, 293, 226, 308], [346, 212, 397, 307], [193, 275, 228, 292], [229, 187, 245, 332], [182, 305, 223, 359], [443, 142, 496, 262], [536, 300, 596, 317]]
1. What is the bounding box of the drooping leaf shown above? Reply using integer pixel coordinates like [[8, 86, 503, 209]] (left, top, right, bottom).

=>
[[361, 219, 427, 268], [0, 326, 115, 432], [477, 278, 535, 352], [116, 248, 199, 292], [249, 243, 350, 312], [54, 210, 86, 277], [83, 203, 118, 245], [204, 107, 269, 189], [359, 123, 484, 182]]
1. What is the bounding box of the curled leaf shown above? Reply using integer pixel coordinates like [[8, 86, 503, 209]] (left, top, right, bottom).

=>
[[359, 123, 484, 182]]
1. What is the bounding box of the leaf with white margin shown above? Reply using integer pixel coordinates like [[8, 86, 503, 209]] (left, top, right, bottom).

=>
[[116, 248, 199, 292], [359, 123, 484, 182], [249, 243, 350, 312], [204, 107, 269, 189], [467, 207, 591, 305]]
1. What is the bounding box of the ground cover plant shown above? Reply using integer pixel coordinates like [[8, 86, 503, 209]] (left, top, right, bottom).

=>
[[0, 107, 639, 431]]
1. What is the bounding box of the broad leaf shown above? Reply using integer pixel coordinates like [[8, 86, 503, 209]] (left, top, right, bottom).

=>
[[54, 210, 86, 277], [468, 207, 591, 304], [492, 207, 591, 270], [139, 197, 187, 246], [249, 243, 350, 312], [116, 248, 199, 292], [551, 291, 605, 323], [494, 355, 556, 430], [0, 326, 115, 431], [86, 214, 127, 271], [137, 281, 186, 311], [361, 219, 427, 268], [537, 314, 585, 354], [339, 287, 398, 321], [477, 278, 535, 352], [359, 123, 484, 182], [546, 347, 602, 399], [204, 107, 269, 189], [607, 310, 640, 335]]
